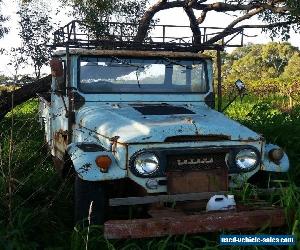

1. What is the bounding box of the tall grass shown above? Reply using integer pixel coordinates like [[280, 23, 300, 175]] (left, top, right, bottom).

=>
[[0, 97, 299, 249]]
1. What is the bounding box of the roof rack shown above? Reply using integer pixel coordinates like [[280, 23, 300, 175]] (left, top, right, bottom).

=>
[[52, 20, 245, 52]]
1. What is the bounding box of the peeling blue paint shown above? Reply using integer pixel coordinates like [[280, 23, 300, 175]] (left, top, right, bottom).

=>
[[38, 52, 289, 190]]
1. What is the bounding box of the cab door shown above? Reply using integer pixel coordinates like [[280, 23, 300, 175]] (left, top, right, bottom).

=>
[[50, 58, 69, 160]]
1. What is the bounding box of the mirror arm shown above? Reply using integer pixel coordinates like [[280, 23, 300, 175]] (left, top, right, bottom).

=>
[[221, 94, 239, 112], [217, 50, 222, 112]]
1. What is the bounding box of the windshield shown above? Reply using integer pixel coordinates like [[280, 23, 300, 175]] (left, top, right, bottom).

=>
[[79, 57, 208, 93]]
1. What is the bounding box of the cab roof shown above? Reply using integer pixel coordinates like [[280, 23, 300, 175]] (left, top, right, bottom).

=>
[[53, 49, 212, 60]]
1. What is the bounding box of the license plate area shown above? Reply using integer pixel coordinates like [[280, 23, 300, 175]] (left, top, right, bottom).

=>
[[167, 169, 228, 194], [166, 152, 228, 194]]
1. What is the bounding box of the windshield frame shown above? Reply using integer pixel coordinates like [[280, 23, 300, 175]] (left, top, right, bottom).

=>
[[77, 55, 210, 95]]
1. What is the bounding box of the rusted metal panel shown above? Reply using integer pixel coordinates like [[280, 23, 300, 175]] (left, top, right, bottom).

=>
[[109, 189, 287, 207], [54, 49, 212, 59], [53, 129, 68, 159], [109, 191, 227, 206], [148, 207, 185, 218], [167, 169, 228, 194], [104, 208, 286, 239]]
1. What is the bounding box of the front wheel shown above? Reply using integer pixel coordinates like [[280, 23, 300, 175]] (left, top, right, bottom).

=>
[[248, 170, 289, 188], [74, 176, 107, 226]]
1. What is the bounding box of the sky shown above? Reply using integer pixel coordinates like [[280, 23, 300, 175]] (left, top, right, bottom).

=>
[[0, 0, 300, 77]]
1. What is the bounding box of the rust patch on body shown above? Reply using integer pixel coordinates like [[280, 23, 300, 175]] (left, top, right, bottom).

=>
[[167, 169, 228, 194], [53, 129, 68, 158]]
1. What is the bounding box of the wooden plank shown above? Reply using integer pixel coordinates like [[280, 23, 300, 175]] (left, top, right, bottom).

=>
[[104, 208, 286, 239]]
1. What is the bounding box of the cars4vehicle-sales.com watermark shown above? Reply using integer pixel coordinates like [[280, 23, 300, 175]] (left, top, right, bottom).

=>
[[220, 235, 296, 246]]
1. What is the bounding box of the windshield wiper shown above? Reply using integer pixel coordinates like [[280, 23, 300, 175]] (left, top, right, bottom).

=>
[[110, 56, 143, 88], [163, 57, 185, 67], [136, 71, 141, 88]]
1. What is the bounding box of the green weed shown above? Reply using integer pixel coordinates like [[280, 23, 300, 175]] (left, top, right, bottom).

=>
[[0, 98, 299, 249]]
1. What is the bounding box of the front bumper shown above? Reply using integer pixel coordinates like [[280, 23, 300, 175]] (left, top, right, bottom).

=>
[[104, 207, 286, 239], [105, 190, 287, 239]]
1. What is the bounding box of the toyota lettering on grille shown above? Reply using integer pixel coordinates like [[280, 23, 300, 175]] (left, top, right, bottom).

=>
[[177, 157, 214, 166], [167, 152, 227, 171]]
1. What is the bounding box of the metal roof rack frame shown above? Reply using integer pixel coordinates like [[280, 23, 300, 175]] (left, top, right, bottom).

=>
[[52, 20, 245, 52], [51, 20, 248, 113]]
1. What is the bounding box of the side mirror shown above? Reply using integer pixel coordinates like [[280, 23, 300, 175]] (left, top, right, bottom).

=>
[[50, 59, 63, 77], [235, 79, 247, 101], [50, 59, 65, 94], [235, 79, 246, 92], [221, 79, 247, 112]]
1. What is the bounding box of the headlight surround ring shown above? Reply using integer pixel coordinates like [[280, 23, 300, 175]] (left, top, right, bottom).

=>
[[133, 152, 160, 176], [235, 148, 259, 172]]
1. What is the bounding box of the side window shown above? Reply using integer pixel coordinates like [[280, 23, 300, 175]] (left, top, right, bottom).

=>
[[55, 60, 66, 95], [62, 61, 66, 95], [172, 65, 188, 85]]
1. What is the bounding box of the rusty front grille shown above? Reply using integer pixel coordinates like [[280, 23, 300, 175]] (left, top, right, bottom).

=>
[[167, 152, 227, 171], [166, 152, 228, 194]]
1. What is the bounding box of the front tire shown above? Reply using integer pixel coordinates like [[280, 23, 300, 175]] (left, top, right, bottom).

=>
[[74, 176, 107, 226], [248, 170, 289, 188]]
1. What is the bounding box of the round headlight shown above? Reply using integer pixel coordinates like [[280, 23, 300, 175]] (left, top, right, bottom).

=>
[[134, 153, 159, 175], [235, 149, 258, 171]]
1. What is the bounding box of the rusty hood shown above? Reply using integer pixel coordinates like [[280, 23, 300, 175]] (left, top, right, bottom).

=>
[[77, 103, 261, 144]]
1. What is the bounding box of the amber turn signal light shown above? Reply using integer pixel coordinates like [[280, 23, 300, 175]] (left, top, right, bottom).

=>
[[95, 155, 112, 173], [269, 148, 284, 163]]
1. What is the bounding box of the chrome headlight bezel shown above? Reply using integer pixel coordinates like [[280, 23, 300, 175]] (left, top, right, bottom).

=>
[[234, 148, 260, 172], [132, 152, 160, 177]]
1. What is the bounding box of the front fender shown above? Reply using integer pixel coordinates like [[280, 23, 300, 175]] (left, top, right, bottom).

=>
[[67, 143, 127, 181], [261, 144, 289, 172]]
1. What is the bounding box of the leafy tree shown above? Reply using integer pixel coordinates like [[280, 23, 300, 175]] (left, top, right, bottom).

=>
[[7, 47, 26, 81], [0, 0, 8, 39], [224, 43, 298, 85], [2, 0, 300, 118], [220, 42, 300, 108], [0, 74, 11, 83], [282, 52, 300, 81], [18, 0, 53, 79], [261, 42, 297, 77], [280, 52, 300, 107], [63, 0, 150, 38], [68, 0, 149, 23]]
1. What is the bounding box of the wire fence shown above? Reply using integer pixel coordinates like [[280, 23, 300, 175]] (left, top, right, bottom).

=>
[[1, 80, 300, 248]]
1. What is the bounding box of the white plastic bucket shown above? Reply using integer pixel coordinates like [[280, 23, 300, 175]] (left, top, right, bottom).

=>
[[206, 194, 236, 212]]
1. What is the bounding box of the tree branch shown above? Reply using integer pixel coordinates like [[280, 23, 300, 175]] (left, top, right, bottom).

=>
[[204, 21, 295, 46], [135, 0, 292, 44], [226, 7, 264, 31], [135, 0, 169, 42], [0, 75, 51, 120], [184, 1, 201, 44]]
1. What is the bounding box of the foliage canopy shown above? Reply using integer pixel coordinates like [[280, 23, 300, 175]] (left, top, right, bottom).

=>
[[18, 0, 53, 79], [0, 0, 8, 39], [225, 42, 298, 83]]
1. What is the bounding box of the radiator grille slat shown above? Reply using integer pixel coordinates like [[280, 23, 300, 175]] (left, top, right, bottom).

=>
[[167, 152, 227, 171]]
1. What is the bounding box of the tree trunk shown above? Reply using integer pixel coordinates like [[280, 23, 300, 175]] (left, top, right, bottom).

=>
[[0, 75, 51, 120]]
